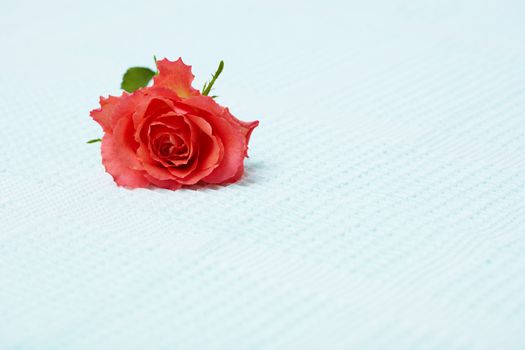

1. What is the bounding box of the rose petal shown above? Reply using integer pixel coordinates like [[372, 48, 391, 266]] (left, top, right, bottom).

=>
[[198, 112, 246, 184], [156, 115, 193, 162], [161, 116, 203, 184], [184, 95, 223, 115], [133, 97, 178, 133], [183, 95, 259, 155], [141, 160, 178, 181], [148, 123, 190, 167], [223, 107, 259, 155], [133, 98, 183, 168], [140, 117, 199, 182], [113, 116, 143, 170], [143, 175, 181, 190], [171, 98, 247, 183], [90, 94, 123, 132], [101, 133, 149, 188], [169, 115, 222, 184], [153, 58, 201, 98]]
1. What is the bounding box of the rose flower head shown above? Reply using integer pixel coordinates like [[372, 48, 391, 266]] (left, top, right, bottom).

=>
[[89, 58, 259, 190]]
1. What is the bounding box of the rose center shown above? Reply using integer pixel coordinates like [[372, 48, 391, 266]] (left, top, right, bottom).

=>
[[159, 143, 172, 157], [154, 133, 189, 160]]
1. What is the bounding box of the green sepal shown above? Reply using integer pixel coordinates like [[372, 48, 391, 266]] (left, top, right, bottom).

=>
[[87, 138, 102, 144], [202, 60, 224, 96]]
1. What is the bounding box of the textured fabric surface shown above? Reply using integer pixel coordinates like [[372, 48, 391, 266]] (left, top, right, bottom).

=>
[[1, 0, 525, 349]]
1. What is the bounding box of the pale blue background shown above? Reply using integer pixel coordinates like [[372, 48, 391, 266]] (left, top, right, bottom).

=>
[[1, 0, 524, 349]]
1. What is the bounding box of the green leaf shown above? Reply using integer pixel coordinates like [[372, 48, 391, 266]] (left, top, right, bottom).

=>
[[121, 67, 156, 92], [87, 138, 102, 144], [202, 60, 224, 96]]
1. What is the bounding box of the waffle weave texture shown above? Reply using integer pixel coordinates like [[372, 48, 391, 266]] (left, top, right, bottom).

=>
[[1, 0, 524, 349]]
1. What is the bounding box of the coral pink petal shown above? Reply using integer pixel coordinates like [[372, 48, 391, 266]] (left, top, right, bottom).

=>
[[201, 113, 246, 184], [167, 115, 221, 185], [184, 95, 224, 115], [153, 58, 201, 98], [90, 95, 123, 133], [224, 107, 259, 152], [185, 115, 222, 170], [144, 175, 181, 190], [101, 134, 150, 188], [166, 154, 200, 184], [113, 117, 143, 170], [184, 95, 259, 154], [149, 118, 193, 166], [141, 158, 178, 181], [229, 158, 246, 183], [133, 97, 178, 133], [164, 142, 200, 183]]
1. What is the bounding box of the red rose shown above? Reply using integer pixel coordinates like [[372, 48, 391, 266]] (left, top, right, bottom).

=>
[[90, 58, 259, 190]]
